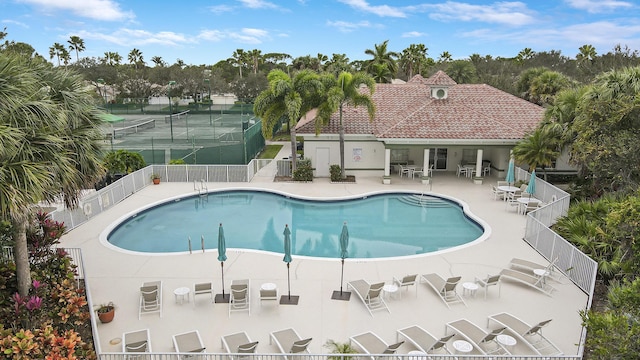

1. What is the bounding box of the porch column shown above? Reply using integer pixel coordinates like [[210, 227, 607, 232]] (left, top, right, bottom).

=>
[[475, 149, 484, 177], [423, 148, 430, 175], [384, 148, 391, 176], [383, 148, 391, 185]]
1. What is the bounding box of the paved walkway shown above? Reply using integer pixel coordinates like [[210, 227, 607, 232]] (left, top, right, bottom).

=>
[[60, 157, 588, 356]]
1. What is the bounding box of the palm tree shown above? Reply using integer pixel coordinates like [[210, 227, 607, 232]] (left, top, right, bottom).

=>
[[576, 44, 597, 67], [0, 52, 104, 296], [128, 48, 144, 70], [446, 60, 477, 84], [364, 40, 398, 79], [151, 56, 165, 67], [316, 72, 376, 179], [230, 49, 247, 78], [247, 49, 262, 74], [254, 69, 323, 174], [48, 42, 66, 66], [325, 53, 351, 75], [529, 70, 573, 106], [370, 63, 393, 83], [515, 47, 535, 65], [60, 48, 71, 68], [512, 126, 561, 180], [400, 43, 428, 79], [112, 52, 122, 65], [316, 53, 328, 71], [67, 35, 85, 62], [438, 51, 453, 63]]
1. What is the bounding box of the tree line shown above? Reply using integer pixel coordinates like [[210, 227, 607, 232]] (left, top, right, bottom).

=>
[[3, 29, 640, 106]]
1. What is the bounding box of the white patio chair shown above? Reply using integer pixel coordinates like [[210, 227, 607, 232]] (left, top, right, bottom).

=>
[[393, 274, 418, 298]]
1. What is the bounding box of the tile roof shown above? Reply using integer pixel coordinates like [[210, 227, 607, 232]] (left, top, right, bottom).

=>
[[297, 72, 544, 142]]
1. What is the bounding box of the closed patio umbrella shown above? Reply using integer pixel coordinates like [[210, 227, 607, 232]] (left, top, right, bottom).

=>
[[506, 157, 515, 186], [332, 222, 351, 301], [526, 169, 536, 198], [280, 224, 299, 305], [214, 223, 229, 303]]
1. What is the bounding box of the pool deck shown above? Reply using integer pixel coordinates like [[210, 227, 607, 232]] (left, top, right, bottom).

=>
[[60, 144, 589, 356]]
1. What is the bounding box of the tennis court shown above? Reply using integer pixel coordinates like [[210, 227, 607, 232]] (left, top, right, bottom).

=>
[[101, 110, 264, 165]]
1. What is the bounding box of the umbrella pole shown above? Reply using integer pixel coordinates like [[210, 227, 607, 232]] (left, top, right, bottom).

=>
[[221, 261, 225, 296], [340, 258, 345, 295], [287, 262, 291, 300]]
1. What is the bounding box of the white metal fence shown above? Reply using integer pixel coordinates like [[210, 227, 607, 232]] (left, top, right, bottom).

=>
[[48, 160, 273, 231], [31, 164, 597, 359], [96, 353, 582, 360], [518, 168, 597, 359]]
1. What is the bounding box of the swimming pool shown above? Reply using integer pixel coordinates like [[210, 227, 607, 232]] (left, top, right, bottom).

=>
[[105, 189, 487, 258]]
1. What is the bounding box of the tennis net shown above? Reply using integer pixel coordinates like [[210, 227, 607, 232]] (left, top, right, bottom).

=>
[[112, 118, 156, 138], [164, 110, 190, 124]]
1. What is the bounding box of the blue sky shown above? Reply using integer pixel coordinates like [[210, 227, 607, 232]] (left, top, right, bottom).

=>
[[2, 0, 640, 66]]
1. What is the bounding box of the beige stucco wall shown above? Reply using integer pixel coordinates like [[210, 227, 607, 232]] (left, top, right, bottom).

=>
[[301, 135, 521, 178], [302, 135, 385, 177]]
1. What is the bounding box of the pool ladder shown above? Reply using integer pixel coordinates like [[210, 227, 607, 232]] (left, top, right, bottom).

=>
[[187, 235, 206, 254], [194, 179, 208, 197]]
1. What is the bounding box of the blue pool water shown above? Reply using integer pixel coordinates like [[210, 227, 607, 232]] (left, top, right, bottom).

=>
[[106, 190, 484, 258]]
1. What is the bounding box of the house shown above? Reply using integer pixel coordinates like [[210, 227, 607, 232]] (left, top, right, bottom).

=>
[[296, 71, 568, 183]]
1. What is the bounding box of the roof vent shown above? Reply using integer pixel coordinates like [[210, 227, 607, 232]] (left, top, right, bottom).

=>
[[431, 86, 448, 99]]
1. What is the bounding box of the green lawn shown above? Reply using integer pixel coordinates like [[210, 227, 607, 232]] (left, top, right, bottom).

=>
[[258, 144, 283, 159]]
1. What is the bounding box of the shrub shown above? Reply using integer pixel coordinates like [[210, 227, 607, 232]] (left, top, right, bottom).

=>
[[103, 150, 146, 174], [293, 159, 313, 181], [330, 165, 342, 182], [0, 212, 96, 359]]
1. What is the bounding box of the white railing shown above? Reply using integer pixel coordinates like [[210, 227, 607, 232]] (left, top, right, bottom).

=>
[[97, 353, 582, 360], [48, 161, 271, 231], [521, 169, 597, 359]]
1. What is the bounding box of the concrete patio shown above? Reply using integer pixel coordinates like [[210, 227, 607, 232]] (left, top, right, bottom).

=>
[[59, 145, 588, 357]]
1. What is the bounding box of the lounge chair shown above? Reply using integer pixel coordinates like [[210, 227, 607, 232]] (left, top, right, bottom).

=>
[[172, 330, 206, 358], [350, 331, 404, 360], [269, 328, 312, 360], [446, 319, 509, 356], [488, 312, 563, 356], [393, 274, 418, 298], [474, 274, 501, 300], [420, 273, 466, 308], [229, 279, 250, 317], [499, 268, 555, 296], [396, 325, 454, 355], [193, 282, 213, 307], [122, 328, 151, 356], [509, 257, 562, 282], [346, 279, 389, 316], [138, 281, 162, 319], [221, 331, 259, 359]]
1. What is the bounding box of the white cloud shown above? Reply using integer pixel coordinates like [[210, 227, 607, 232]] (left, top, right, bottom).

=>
[[338, 0, 406, 18], [402, 31, 426, 38], [197, 28, 271, 44], [426, 2, 536, 26], [461, 20, 640, 56], [2, 19, 29, 28], [237, 0, 278, 9], [76, 28, 194, 47], [198, 30, 225, 41], [229, 28, 270, 44], [565, 0, 634, 13], [326, 20, 376, 33], [17, 0, 135, 21], [209, 5, 234, 14]]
